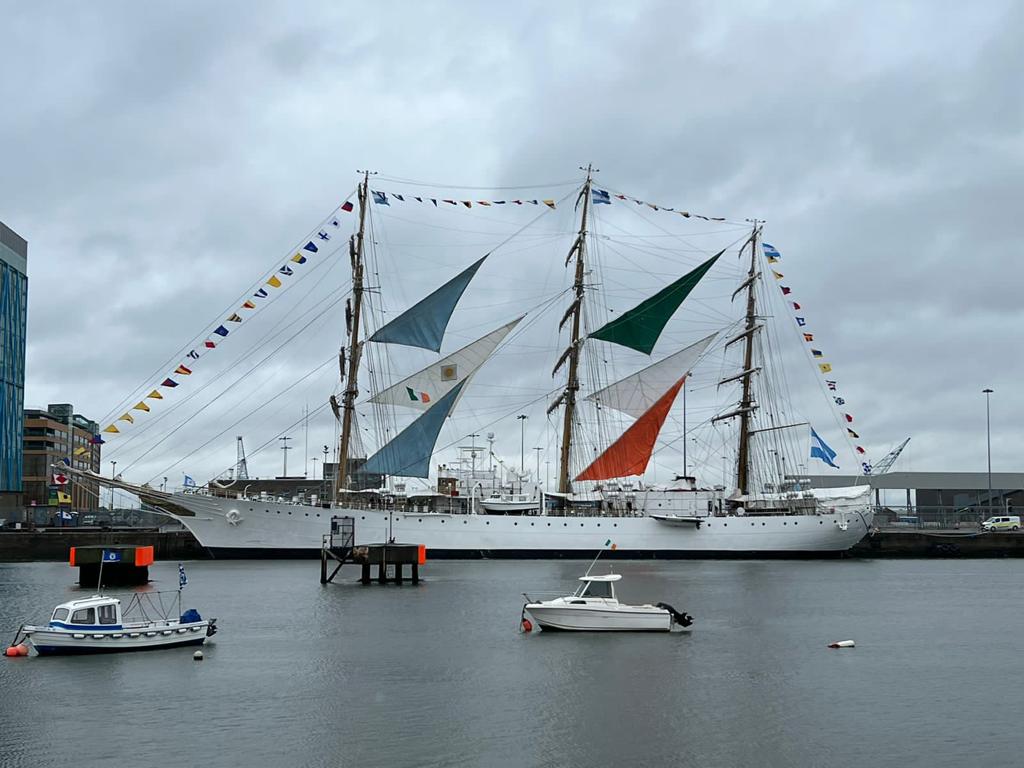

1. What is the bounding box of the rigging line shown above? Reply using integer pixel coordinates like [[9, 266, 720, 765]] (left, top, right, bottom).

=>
[[597, 182, 750, 226], [122, 296, 344, 475], [146, 358, 337, 485], [107, 260, 349, 454], [99, 195, 357, 426], [373, 174, 583, 191], [596, 183, 744, 258]]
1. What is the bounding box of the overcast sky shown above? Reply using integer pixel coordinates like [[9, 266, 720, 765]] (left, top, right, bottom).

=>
[[2, 1, 1021, 489]]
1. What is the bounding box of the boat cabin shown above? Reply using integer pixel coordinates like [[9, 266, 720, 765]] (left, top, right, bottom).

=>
[[49, 596, 122, 631], [572, 574, 621, 601]]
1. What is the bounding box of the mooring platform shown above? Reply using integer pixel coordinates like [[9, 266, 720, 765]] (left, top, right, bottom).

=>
[[320, 516, 426, 584]]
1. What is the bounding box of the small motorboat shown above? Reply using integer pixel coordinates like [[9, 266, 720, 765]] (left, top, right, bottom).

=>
[[7, 561, 216, 657], [523, 573, 693, 632], [9, 595, 217, 656]]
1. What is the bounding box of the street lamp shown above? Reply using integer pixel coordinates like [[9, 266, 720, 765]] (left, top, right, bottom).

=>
[[517, 415, 528, 492], [110, 460, 117, 510], [983, 388, 993, 522]]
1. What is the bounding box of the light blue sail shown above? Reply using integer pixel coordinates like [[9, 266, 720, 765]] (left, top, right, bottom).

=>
[[360, 380, 467, 478], [368, 256, 487, 352]]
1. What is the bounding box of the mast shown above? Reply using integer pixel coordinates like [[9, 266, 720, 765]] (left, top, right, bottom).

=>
[[735, 223, 761, 495], [554, 166, 594, 494], [334, 172, 371, 501]]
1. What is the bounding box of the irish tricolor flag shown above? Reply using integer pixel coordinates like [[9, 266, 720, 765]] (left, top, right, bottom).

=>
[[406, 387, 431, 404]]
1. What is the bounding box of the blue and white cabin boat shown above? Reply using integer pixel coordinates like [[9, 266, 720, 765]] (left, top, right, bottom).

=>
[[14, 595, 216, 656]]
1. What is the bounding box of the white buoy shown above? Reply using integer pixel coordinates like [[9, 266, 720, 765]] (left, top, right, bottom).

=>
[[193, 650, 204, 660], [828, 640, 855, 648]]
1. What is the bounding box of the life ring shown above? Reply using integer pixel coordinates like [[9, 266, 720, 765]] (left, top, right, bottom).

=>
[[225, 509, 243, 526]]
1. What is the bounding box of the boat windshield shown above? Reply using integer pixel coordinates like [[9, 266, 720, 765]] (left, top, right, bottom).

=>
[[579, 581, 613, 599], [52, 608, 69, 622]]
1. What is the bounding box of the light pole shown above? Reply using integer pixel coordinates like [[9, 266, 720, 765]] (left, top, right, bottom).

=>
[[983, 388, 993, 522], [533, 447, 543, 489], [312, 457, 319, 479], [517, 415, 528, 493], [110, 460, 117, 510]]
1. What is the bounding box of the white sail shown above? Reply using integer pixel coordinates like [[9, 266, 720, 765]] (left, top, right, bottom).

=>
[[588, 332, 717, 418], [369, 316, 523, 410]]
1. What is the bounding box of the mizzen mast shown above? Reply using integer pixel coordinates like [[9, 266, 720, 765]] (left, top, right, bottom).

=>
[[334, 171, 371, 500], [550, 165, 594, 494]]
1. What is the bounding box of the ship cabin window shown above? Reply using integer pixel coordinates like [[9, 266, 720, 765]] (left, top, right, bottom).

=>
[[52, 608, 69, 622], [70, 608, 96, 625], [98, 604, 118, 624], [580, 581, 613, 599]]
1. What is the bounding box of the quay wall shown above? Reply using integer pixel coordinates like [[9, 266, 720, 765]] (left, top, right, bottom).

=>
[[0, 529, 208, 562]]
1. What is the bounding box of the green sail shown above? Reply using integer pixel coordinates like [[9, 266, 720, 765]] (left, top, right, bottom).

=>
[[589, 249, 723, 355]]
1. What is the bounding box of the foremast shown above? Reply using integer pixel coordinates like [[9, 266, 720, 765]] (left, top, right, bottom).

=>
[[334, 172, 371, 501], [550, 166, 594, 494]]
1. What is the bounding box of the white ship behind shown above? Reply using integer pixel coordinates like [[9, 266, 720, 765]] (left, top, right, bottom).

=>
[[79, 169, 875, 557]]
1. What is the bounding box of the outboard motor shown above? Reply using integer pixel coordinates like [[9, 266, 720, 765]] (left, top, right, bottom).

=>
[[656, 602, 694, 628]]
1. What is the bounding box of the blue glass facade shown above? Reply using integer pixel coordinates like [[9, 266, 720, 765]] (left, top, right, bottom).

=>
[[0, 222, 28, 501]]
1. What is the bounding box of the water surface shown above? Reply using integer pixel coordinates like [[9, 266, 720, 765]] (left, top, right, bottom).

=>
[[1, 559, 1020, 767]]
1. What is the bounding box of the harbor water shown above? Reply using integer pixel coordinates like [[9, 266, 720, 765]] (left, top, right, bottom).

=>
[[1, 558, 1021, 767]]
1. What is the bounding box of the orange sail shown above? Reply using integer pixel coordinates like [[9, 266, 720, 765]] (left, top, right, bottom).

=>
[[575, 377, 685, 482]]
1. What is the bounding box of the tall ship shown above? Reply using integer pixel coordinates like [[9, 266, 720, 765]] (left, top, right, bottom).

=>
[[73, 169, 873, 557]]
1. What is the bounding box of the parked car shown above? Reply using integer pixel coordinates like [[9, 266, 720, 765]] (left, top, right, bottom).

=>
[[981, 516, 1021, 532]]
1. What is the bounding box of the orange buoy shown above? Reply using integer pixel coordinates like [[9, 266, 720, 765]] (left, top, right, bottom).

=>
[[5, 647, 20, 657], [521, 618, 533, 633]]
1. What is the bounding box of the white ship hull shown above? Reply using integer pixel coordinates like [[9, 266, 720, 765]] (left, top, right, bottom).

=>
[[158, 489, 873, 558]]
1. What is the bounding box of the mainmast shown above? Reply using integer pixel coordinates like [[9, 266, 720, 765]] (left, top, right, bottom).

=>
[[334, 171, 371, 501], [735, 223, 761, 495], [551, 166, 594, 494]]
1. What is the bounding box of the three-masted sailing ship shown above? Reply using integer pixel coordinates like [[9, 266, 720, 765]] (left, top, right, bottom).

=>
[[74, 169, 873, 556]]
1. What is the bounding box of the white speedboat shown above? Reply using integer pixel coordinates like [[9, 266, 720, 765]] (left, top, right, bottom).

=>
[[10, 595, 217, 656], [523, 574, 693, 632]]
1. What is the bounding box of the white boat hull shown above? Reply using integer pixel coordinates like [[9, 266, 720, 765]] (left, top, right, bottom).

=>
[[23, 621, 213, 655], [160, 491, 874, 557], [526, 604, 672, 632]]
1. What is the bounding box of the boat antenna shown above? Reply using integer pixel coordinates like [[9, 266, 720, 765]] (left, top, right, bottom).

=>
[[552, 165, 596, 494], [583, 541, 612, 577], [334, 170, 374, 502]]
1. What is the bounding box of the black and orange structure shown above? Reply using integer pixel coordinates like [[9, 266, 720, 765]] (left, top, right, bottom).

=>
[[70, 545, 154, 587]]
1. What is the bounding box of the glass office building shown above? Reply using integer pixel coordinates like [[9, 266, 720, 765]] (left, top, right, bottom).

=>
[[0, 221, 28, 513]]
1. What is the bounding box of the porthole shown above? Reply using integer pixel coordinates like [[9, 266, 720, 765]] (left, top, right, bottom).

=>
[[418, 519, 422, 523], [249, 508, 254, 512], [762, 522, 766, 526], [361, 516, 365, 520], [547, 523, 551, 527], [441, 519, 446, 523], [276, 511, 280, 514], [783, 521, 787, 525], [563, 523, 567, 527], [288, 511, 292, 515], [750, 522, 754, 526], [530, 522, 535, 526], [514, 522, 518, 526], [724, 523, 728, 527], [580, 523, 584, 527], [597, 523, 601, 527], [613, 523, 618, 527], [305, 513, 309, 517], [819, 520, 823, 524]]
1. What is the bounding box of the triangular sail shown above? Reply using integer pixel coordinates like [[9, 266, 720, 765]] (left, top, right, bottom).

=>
[[369, 316, 523, 411], [575, 378, 684, 482], [360, 380, 467, 478], [588, 250, 723, 354], [368, 256, 487, 352], [588, 332, 717, 418]]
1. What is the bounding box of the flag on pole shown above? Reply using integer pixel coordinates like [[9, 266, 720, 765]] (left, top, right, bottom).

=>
[[179, 563, 188, 588], [102, 549, 122, 563], [183, 475, 196, 487], [592, 188, 611, 205], [810, 428, 839, 469]]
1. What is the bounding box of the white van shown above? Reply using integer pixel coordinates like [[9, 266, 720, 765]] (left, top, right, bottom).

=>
[[981, 516, 1021, 531]]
